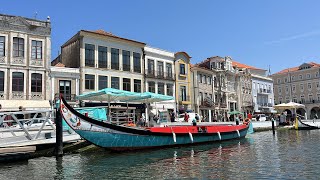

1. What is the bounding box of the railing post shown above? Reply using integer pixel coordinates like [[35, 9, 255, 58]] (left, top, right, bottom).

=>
[[55, 105, 63, 156]]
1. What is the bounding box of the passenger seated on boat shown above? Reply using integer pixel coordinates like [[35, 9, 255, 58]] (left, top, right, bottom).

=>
[[192, 118, 197, 126]]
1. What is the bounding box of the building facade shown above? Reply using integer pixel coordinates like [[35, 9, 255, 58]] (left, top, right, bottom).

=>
[[0, 14, 51, 101], [272, 62, 320, 118], [175, 52, 192, 114], [144, 46, 176, 119], [191, 65, 215, 121]]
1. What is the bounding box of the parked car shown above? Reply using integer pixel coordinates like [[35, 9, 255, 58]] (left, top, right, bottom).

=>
[[176, 113, 200, 123], [255, 114, 267, 121]]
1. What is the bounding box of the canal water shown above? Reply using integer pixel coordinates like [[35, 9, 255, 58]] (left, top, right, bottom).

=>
[[1, 129, 320, 180]]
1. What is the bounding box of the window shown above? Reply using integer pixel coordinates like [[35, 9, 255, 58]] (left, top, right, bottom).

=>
[[158, 83, 164, 95], [59, 80, 71, 100], [253, 82, 256, 90], [123, 78, 131, 91], [300, 84, 304, 91], [98, 76, 108, 90], [316, 82, 320, 88], [180, 64, 186, 75], [13, 37, 24, 57], [166, 63, 173, 78], [292, 85, 296, 92], [31, 40, 42, 59], [299, 75, 303, 80], [316, 72, 319, 78], [308, 83, 312, 89], [148, 81, 155, 93], [199, 92, 203, 104], [111, 77, 119, 89], [208, 76, 212, 85], [31, 73, 42, 92], [278, 87, 282, 93], [0, 36, 5, 57], [180, 86, 187, 101], [157, 61, 164, 78], [203, 75, 206, 84], [293, 97, 297, 103], [148, 59, 154, 75], [12, 72, 24, 91], [279, 97, 282, 104], [134, 79, 141, 93], [284, 77, 288, 83], [85, 44, 95, 67], [301, 95, 305, 103], [133, 52, 141, 73], [167, 84, 173, 96], [285, 85, 289, 92], [0, 71, 4, 91], [85, 74, 95, 90], [122, 50, 130, 71], [309, 94, 313, 102], [318, 94, 320, 101], [98, 46, 107, 68], [277, 79, 281, 84], [291, 75, 295, 81], [306, 74, 311, 79], [111, 48, 119, 70], [198, 74, 202, 83]]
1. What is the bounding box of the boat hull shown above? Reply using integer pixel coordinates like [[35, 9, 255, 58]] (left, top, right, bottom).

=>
[[295, 118, 320, 130], [60, 96, 249, 150], [74, 128, 248, 150]]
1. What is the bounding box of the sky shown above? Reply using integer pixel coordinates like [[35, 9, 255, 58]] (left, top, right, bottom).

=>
[[2, 0, 320, 74]]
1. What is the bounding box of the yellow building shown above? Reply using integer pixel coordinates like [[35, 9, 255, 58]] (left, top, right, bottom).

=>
[[174, 52, 192, 113]]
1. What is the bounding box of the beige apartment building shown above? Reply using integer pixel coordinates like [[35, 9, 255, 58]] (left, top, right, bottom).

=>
[[271, 62, 320, 118], [0, 14, 51, 109]]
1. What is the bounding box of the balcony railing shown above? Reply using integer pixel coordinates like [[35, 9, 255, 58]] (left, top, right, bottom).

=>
[[179, 95, 190, 102], [145, 70, 175, 80], [85, 60, 95, 67], [98, 61, 107, 68], [122, 64, 130, 71], [258, 88, 272, 94], [199, 100, 214, 107], [55, 93, 76, 101], [257, 103, 273, 107]]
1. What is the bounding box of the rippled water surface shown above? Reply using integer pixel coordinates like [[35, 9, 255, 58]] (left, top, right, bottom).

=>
[[1, 130, 320, 180]]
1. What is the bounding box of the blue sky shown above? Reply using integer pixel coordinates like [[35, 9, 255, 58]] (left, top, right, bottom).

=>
[[2, 0, 320, 73]]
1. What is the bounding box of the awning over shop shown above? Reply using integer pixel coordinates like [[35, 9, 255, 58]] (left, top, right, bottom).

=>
[[0, 100, 51, 110]]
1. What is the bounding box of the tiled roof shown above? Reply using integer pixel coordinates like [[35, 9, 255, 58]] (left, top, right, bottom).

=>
[[274, 62, 320, 75], [231, 61, 262, 70], [54, 62, 65, 67], [81, 29, 146, 45]]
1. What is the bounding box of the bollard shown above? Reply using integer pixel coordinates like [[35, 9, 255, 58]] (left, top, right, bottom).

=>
[[55, 107, 63, 156], [272, 119, 275, 135]]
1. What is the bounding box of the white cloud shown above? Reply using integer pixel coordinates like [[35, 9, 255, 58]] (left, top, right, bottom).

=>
[[265, 30, 320, 45]]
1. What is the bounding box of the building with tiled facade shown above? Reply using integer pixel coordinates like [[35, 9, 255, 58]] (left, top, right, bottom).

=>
[[271, 62, 320, 118], [0, 14, 51, 102]]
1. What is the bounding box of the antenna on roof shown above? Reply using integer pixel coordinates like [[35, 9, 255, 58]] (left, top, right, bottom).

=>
[[33, 12, 38, 19], [268, 65, 271, 76]]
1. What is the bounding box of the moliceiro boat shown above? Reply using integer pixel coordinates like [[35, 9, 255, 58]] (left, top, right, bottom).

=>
[[60, 96, 249, 151], [294, 118, 320, 130]]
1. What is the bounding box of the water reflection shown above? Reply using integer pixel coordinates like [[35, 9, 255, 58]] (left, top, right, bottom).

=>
[[2, 130, 320, 179]]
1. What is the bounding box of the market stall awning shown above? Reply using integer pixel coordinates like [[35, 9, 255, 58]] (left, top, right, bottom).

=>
[[76, 88, 143, 102], [228, 110, 244, 115], [127, 92, 174, 103], [273, 102, 305, 109]]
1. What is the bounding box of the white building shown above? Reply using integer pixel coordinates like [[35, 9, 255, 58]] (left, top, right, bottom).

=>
[[0, 14, 51, 110], [144, 46, 176, 120]]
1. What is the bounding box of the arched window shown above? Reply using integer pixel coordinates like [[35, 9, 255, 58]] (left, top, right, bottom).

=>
[[12, 72, 24, 91], [31, 73, 42, 92]]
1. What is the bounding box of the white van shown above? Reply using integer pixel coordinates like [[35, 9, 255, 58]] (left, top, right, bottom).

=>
[[255, 114, 267, 121]]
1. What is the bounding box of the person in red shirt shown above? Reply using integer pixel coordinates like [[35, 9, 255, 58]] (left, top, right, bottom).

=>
[[248, 113, 252, 120], [184, 112, 189, 122]]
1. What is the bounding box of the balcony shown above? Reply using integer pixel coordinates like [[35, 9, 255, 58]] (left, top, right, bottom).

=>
[[258, 88, 272, 94], [146, 70, 156, 78], [145, 70, 175, 80], [257, 103, 273, 108], [30, 92, 43, 100], [304, 100, 320, 104], [85, 60, 95, 67], [179, 96, 190, 104], [11, 57, 25, 65], [199, 100, 214, 108], [12, 91, 25, 100], [55, 93, 76, 101], [122, 64, 131, 72]]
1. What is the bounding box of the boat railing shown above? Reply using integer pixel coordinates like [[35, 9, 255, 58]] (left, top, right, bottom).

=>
[[0, 109, 55, 141]]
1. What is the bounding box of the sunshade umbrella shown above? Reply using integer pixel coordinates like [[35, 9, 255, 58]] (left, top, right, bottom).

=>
[[228, 110, 244, 115], [127, 92, 174, 123], [273, 102, 305, 109], [76, 88, 143, 121]]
